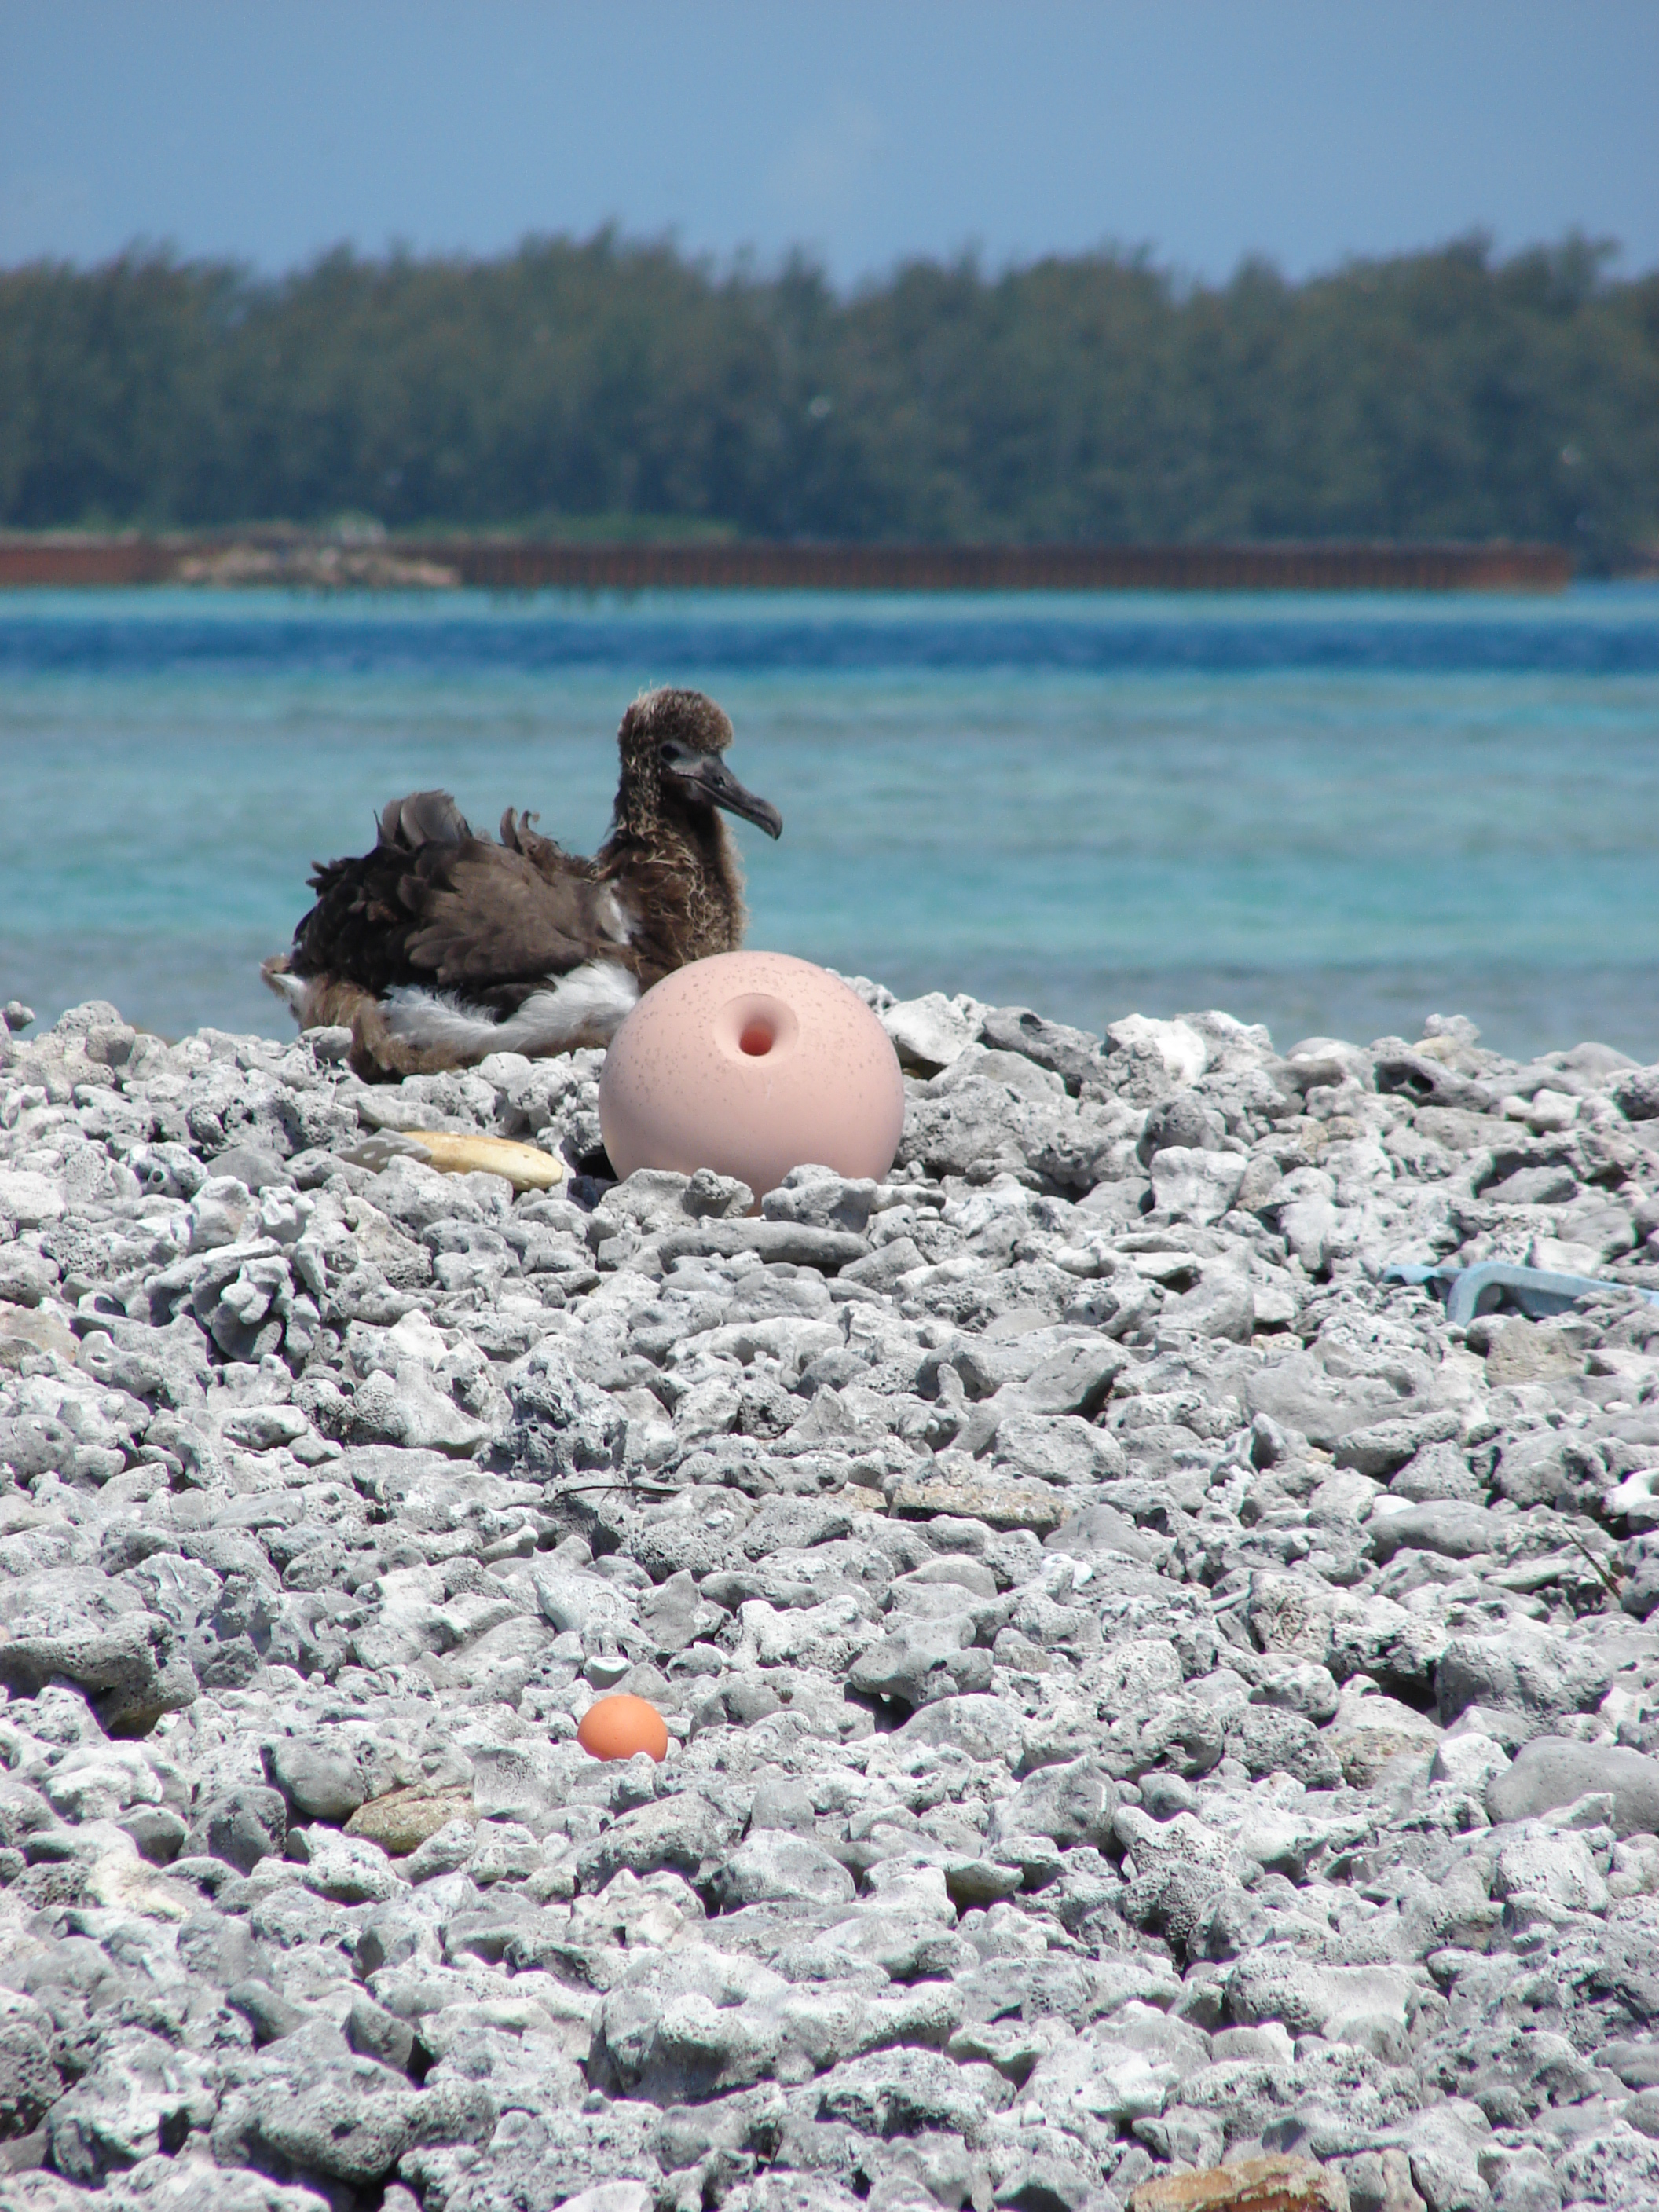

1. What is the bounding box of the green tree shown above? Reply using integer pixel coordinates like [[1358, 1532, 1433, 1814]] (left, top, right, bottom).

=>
[[0, 231, 1654, 561]]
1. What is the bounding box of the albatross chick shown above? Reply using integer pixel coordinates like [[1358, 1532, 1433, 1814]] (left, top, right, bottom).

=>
[[262, 687, 782, 1077]]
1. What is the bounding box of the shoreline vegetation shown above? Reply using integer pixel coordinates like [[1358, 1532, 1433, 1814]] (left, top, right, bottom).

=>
[[1, 232, 1655, 570], [0, 533, 1573, 592]]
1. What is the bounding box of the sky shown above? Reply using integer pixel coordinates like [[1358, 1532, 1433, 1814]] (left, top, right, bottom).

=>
[[2, 1, 1656, 287]]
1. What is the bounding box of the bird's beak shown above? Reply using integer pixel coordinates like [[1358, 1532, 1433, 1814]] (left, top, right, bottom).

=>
[[672, 753, 784, 839]]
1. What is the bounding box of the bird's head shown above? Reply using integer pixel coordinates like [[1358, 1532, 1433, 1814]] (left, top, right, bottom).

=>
[[617, 687, 783, 841]]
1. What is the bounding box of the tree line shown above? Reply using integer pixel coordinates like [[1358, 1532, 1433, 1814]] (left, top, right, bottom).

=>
[[1, 232, 1654, 562]]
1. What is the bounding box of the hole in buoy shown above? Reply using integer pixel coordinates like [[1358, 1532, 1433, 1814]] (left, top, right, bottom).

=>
[[739, 1022, 775, 1057]]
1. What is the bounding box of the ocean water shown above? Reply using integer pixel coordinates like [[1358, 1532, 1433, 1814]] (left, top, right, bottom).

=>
[[2, 584, 1657, 1064]]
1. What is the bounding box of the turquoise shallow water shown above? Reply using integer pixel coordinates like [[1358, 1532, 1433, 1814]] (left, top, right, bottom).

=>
[[2, 584, 1657, 1061]]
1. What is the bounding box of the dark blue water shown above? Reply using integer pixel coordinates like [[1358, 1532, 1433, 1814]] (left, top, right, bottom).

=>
[[3, 585, 1657, 1061], [2, 588, 1657, 677]]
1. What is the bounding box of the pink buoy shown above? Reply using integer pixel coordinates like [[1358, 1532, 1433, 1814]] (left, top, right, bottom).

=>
[[598, 950, 905, 1199]]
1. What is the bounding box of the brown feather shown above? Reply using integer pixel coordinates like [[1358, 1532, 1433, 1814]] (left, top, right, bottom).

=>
[[405, 845, 622, 987]]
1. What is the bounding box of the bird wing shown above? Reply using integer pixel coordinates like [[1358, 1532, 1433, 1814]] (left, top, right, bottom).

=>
[[404, 840, 632, 987], [499, 807, 594, 878], [290, 789, 633, 1002], [381, 790, 472, 850], [291, 789, 475, 993]]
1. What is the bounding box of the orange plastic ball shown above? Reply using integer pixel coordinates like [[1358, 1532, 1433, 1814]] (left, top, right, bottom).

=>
[[598, 949, 905, 1200], [577, 1694, 670, 1763]]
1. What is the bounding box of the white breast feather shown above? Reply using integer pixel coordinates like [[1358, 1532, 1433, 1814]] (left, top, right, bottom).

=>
[[382, 960, 640, 1057], [595, 886, 635, 945], [266, 969, 309, 1014]]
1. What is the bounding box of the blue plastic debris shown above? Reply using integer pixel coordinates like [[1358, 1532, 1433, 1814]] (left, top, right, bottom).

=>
[[1384, 1258, 1659, 1328]]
